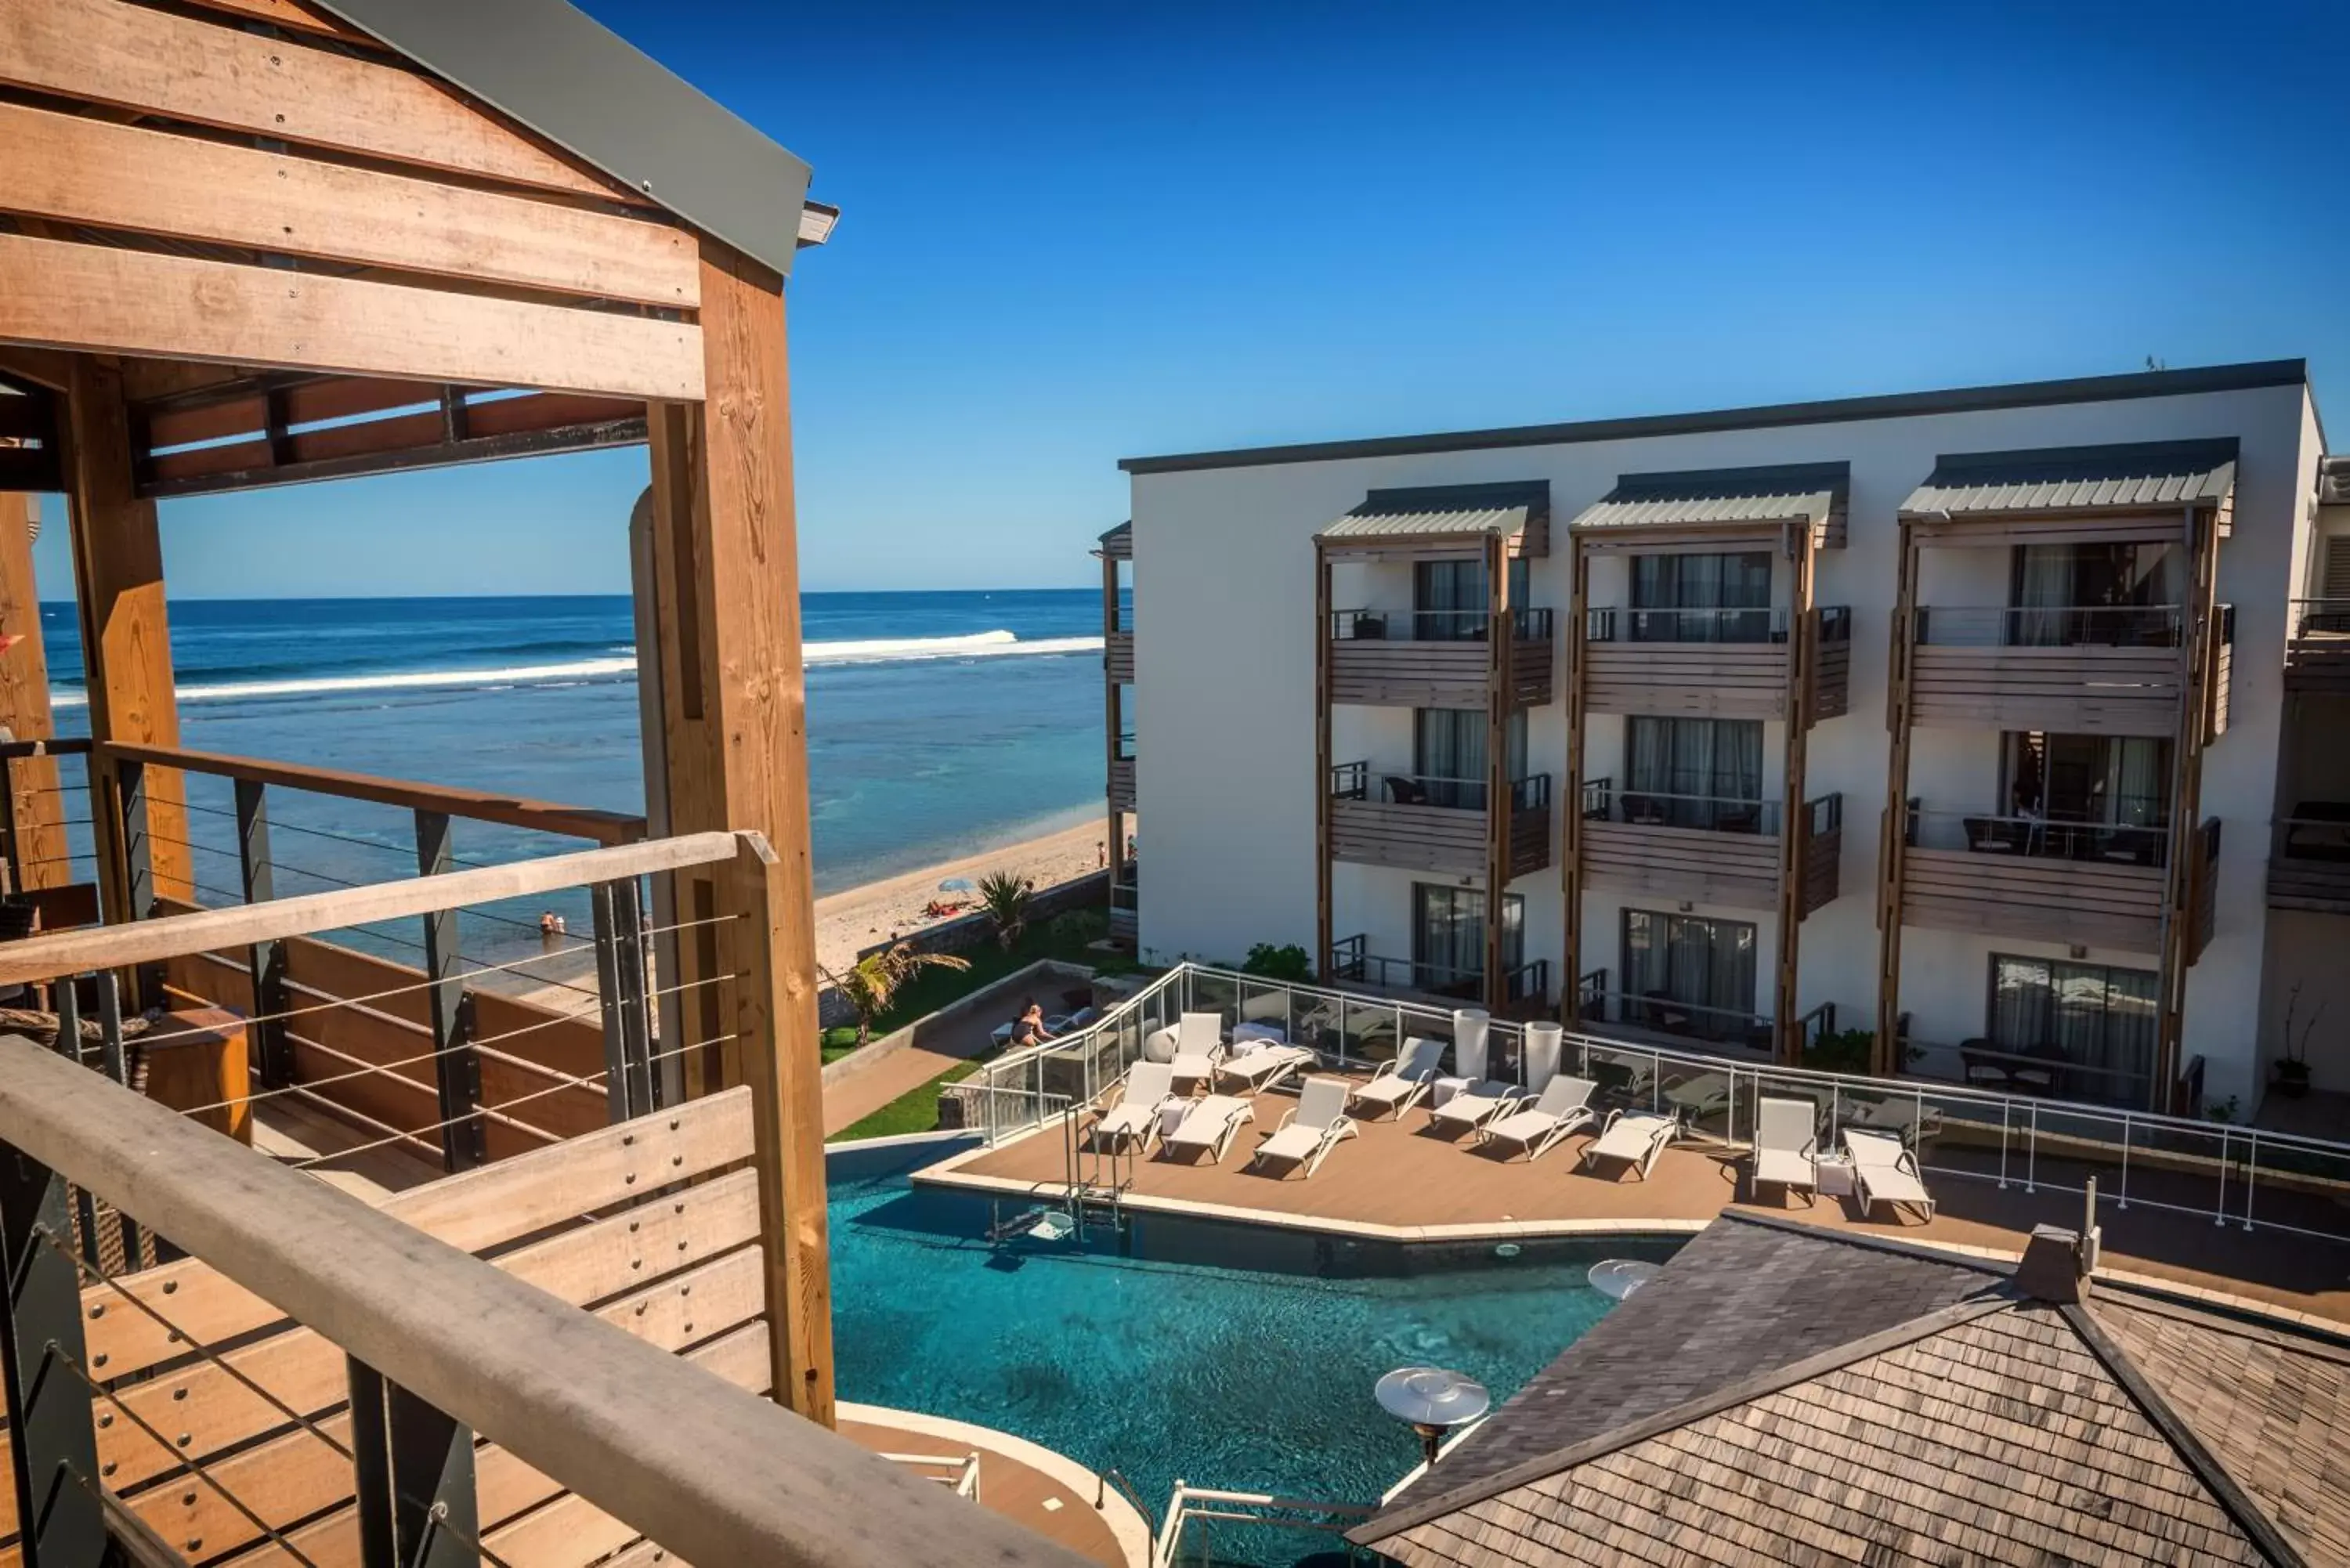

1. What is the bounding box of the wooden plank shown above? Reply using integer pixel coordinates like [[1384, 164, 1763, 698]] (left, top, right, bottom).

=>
[[0, 105, 698, 309], [141, 377, 431, 450], [0, 492, 67, 892], [0, 0, 634, 201], [0, 236, 704, 402], [172, 0, 375, 42], [0, 830, 736, 985]]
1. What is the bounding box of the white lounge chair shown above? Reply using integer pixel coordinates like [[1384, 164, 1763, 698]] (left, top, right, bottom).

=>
[[1476, 1076, 1598, 1162], [1162, 1093, 1253, 1164], [1347, 1037, 1448, 1118], [1844, 1129, 1936, 1223], [1248, 1076, 1358, 1178], [1578, 1109, 1677, 1182], [1213, 1040, 1315, 1095], [1749, 1097, 1818, 1206], [1170, 1011, 1225, 1091], [1091, 1061, 1178, 1154], [1427, 1079, 1525, 1138]]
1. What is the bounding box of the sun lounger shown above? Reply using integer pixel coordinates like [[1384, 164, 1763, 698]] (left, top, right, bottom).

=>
[[1476, 1076, 1597, 1162], [1170, 1011, 1225, 1090], [1213, 1041, 1315, 1095], [1578, 1109, 1677, 1182], [1347, 1037, 1448, 1118], [1091, 1061, 1178, 1154], [1427, 1079, 1525, 1137], [1248, 1076, 1358, 1177], [1162, 1093, 1253, 1163], [1749, 1097, 1818, 1205], [1844, 1129, 1936, 1223]]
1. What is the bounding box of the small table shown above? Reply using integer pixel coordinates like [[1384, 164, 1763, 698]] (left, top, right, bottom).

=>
[[1815, 1156, 1854, 1199], [1430, 1075, 1472, 1109]]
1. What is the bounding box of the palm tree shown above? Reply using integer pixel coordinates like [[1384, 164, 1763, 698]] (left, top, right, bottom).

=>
[[822, 942, 971, 1046], [976, 870, 1032, 951]]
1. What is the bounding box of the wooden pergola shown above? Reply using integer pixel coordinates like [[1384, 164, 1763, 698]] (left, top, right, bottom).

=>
[[0, 0, 834, 1414]]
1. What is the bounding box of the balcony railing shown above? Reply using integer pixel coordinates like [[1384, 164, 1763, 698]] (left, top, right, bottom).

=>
[[2268, 812, 2350, 914], [1579, 782, 1779, 835], [2287, 598, 2350, 692], [1577, 783, 1842, 912], [1585, 605, 1783, 644], [1330, 763, 1550, 814], [1328, 766, 1553, 877], [1906, 805, 2170, 867], [1578, 605, 1849, 721], [1574, 966, 1835, 1057], [1331, 606, 1553, 641], [1899, 804, 2209, 954], [1915, 604, 2183, 648], [1908, 604, 2231, 737], [1326, 608, 1556, 708], [1330, 933, 1549, 1008]]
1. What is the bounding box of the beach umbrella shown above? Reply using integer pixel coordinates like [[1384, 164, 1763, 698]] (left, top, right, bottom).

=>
[[938, 877, 974, 893]]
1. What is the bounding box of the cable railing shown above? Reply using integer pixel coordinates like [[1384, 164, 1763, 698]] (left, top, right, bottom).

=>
[[1578, 783, 1808, 836], [1328, 763, 1551, 813], [1585, 604, 1789, 644], [1152, 1484, 1376, 1568], [1327, 935, 1549, 1007], [2290, 598, 2350, 638], [1914, 603, 2185, 648], [1329, 606, 1553, 642], [1907, 805, 2171, 867]]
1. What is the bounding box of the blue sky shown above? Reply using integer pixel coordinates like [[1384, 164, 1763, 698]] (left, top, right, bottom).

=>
[[35, 0, 2347, 598]]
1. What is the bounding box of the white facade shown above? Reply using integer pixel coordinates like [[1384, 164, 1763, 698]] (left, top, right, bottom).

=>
[[1124, 367, 2327, 1112]]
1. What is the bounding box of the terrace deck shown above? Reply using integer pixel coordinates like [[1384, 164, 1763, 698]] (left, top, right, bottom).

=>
[[926, 1076, 2350, 1335], [837, 1413, 1135, 1568]]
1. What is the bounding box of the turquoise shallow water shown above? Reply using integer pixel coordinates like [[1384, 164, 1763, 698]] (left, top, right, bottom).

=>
[[829, 1143, 1676, 1563]]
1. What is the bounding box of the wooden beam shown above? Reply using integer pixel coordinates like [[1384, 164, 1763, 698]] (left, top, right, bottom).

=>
[[0, 345, 75, 392], [2156, 504, 2222, 1110], [0, 491, 66, 892], [0, 104, 699, 309], [1773, 525, 1817, 1064], [1560, 534, 1589, 1017], [1482, 528, 1511, 1013], [1, 0, 637, 203], [140, 410, 649, 499], [1313, 542, 1333, 981], [171, 0, 380, 42], [1872, 522, 1919, 1075], [61, 355, 191, 918], [0, 235, 704, 401], [1103, 547, 1125, 892]]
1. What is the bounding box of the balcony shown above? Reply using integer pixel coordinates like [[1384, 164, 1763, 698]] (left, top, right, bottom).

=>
[[1327, 607, 1555, 708], [1110, 864, 1140, 939], [1574, 968, 1836, 1057], [1327, 764, 1553, 879], [1908, 605, 2232, 739], [1577, 783, 1842, 915], [2268, 811, 2350, 916], [1329, 933, 1550, 1012], [1900, 805, 2221, 956], [2286, 599, 2350, 692], [1108, 752, 1136, 811], [1105, 629, 1134, 684], [1579, 606, 1850, 722]]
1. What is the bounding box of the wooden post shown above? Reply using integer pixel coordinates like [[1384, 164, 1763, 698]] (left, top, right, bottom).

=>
[[0, 493, 67, 892], [1482, 530, 1512, 1013], [2155, 502, 2221, 1110], [1102, 546, 1124, 896], [1314, 543, 1334, 980], [61, 356, 191, 918], [1773, 525, 1818, 1064], [1872, 522, 1919, 1075], [1560, 534, 1589, 1022], [731, 832, 834, 1425]]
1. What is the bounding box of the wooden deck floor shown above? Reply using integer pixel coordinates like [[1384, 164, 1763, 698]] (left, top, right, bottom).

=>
[[839, 1410, 1140, 1567], [927, 1077, 2350, 1335]]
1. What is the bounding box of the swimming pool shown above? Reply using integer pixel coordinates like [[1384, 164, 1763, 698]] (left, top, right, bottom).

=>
[[829, 1140, 1677, 1561]]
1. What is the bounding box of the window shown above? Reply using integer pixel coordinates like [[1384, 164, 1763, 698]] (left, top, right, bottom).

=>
[[1414, 558, 1529, 641], [1622, 717, 1764, 830], [2008, 543, 2184, 646], [1621, 911, 1757, 1039], [1629, 551, 1772, 642], [1987, 955, 2158, 1105], [1412, 708, 1526, 809], [2001, 732, 2170, 863], [1413, 883, 1523, 995]]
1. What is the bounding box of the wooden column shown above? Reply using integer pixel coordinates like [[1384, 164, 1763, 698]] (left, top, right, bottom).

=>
[[1102, 547, 1124, 893], [1313, 543, 1334, 979], [62, 356, 190, 919], [2154, 502, 2222, 1111], [1482, 531, 1513, 1013], [1560, 534, 1589, 1021], [0, 492, 67, 891], [1871, 522, 1919, 1075], [642, 244, 830, 1424], [1773, 525, 1818, 1064]]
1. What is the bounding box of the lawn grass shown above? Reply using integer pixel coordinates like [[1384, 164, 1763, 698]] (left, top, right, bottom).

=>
[[829, 1057, 988, 1142]]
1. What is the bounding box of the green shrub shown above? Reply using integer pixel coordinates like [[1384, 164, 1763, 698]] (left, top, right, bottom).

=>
[[1050, 907, 1109, 945], [1802, 1027, 1877, 1075], [1241, 942, 1314, 981]]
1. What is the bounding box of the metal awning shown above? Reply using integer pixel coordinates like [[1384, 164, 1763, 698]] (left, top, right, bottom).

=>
[[1899, 439, 2237, 520], [1318, 482, 1551, 555], [1566, 463, 1848, 550]]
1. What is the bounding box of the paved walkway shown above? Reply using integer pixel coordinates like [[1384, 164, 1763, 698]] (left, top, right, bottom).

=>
[[822, 1007, 1009, 1136]]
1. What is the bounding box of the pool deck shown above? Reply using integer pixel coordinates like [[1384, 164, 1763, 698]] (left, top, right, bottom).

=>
[[920, 1075, 2350, 1337], [839, 1405, 1147, 1568]]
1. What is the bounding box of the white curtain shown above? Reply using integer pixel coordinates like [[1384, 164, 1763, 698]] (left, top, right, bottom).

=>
[[2012, 545, 2073, 646]]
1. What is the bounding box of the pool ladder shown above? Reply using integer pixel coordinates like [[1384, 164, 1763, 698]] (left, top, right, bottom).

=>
[[1060, 1113, 1135, 1242]]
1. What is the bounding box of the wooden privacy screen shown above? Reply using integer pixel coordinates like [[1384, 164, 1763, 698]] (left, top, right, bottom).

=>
[[0, 1089, 760, 1568]]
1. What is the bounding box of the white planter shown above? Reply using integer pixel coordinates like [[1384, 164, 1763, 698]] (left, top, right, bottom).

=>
[[1524, 1021, 1564, 1091], [1453, 1008, 1491, 1082]]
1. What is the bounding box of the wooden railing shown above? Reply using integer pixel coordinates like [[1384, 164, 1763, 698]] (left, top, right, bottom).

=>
[[1578, 605, 1849, 723], [1326, 609, 1555, 709]]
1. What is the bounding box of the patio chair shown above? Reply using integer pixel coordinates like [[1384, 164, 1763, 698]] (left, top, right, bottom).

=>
[[1347, 1037, 1448, 1118], [1578, 1109, 1678, 1182], [1162, 1093, 1253, 1164], [1475, 1075, 1597, 1162], [1843, 1129, 1937, 1223], [1248, 1076, 1358, 1178], [1748, 1097, 1818, 1206], [1090, 1061, 1179, 1154], [1213, 1040, 1315, 1096], [1427, 1079, 1526, 1138], [1170, 1011, 1225, 1091]]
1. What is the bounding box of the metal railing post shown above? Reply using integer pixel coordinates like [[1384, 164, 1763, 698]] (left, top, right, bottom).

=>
[[414, 811, 483, 1172], [348, 1357, 479, 1568], [0, 1140, 109, 1568], [116, 757, 154, 925], [235, 779, 295, 1089], [91, 970, 146, 1270], [591, 881, 634, 1125]]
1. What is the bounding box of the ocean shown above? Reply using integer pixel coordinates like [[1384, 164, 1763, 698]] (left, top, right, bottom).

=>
[[35, 593, 1112, 959]]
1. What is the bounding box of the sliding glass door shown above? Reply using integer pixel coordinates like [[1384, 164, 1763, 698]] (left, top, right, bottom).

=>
[[2008, 543, 2186, 647], [1629, 551, 1772, 642], [1414, 708, 1526, 810], [1623, 717, 1764, 830], [1987, 955, 2158, 1104], [1413, 884, 1524, 996], [1621, 910, 1758, 1039], [1414, 558, 1530, 641]]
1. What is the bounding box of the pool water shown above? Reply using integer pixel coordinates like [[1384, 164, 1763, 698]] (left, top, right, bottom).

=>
[[829, 1143, 1673, 1555]]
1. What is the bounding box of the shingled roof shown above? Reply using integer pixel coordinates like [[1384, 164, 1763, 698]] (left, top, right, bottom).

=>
[[1354, 1214, 2350, 1567]]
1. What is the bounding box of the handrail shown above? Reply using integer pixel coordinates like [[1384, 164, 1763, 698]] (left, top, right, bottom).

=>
[[0, 829, 741, 984], [1583, 786, 1782, 835], [0, 1040, 1088, 1568], [1153, 1484, 1375, 1568], [0, 735, 93, 760], [1584, 604, 1788, 644], [1907, 806, 2169, 865], [1329, 764, 1550, 811], [1912, 603, 2184, 649], [1329, 606, 1553, 641], [99, 740, 647, 845], [2290, 598, 2350, 638]]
